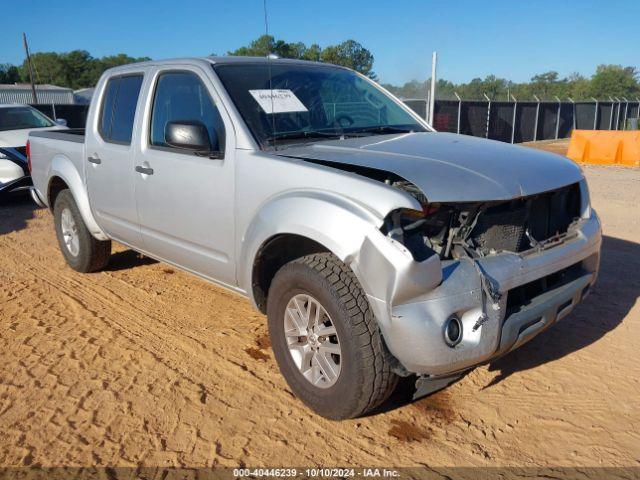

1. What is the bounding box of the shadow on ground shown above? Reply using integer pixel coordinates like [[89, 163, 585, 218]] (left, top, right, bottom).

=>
[[0, 194, 38, 236], [484, 235, 637, 387], [105, 249, 158, 271]]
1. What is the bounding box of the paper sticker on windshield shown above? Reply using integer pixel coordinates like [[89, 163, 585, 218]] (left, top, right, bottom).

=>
[[249, 89, 308, 114]]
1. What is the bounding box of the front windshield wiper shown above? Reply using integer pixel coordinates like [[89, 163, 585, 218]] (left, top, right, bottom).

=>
[[347, 125, 418, 135], [264, 130, 344, 144]]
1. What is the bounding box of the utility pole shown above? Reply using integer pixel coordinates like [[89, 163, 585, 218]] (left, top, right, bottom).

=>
[[23, 33, 38, 104], [428, 51, 437, 126]]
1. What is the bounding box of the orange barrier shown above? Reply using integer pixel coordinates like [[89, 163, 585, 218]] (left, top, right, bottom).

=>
[[567, 130, 640, 167]]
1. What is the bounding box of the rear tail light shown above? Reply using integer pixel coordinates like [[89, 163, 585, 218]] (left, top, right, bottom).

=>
[[26, 140, 31, 173]]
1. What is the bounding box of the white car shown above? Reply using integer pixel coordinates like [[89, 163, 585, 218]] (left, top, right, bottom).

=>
[[0, 103, 67, 198]]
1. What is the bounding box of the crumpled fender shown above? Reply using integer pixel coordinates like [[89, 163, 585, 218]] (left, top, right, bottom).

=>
[[240, 190, 388, 301], [48, 154, 108, 241], [240, 189, 443, 337]]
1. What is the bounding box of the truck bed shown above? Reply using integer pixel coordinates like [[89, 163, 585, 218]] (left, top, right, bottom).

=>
[[29, 128, 86, 208], [29, 128, 85, 143]]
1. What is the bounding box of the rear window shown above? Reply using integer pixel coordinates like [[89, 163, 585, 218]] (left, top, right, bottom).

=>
[[98, 75, 143, 144]]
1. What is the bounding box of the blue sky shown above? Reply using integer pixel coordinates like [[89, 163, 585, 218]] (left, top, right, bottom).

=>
[[2, 0, 639, 85]]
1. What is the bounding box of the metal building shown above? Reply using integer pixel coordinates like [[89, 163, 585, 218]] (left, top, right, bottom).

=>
[[0, 84, 74, 104]]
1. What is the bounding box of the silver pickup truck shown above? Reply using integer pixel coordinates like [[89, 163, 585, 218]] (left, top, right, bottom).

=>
[[28, 57, 601, 419]]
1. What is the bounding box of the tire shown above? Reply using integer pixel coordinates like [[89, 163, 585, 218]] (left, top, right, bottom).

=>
[[267, 252, 398, 419], [53, 189, 111, 273]]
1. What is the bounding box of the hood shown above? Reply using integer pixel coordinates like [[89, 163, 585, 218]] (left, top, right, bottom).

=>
[[275, 132, 583, 203], [0, 125, 67, 148]]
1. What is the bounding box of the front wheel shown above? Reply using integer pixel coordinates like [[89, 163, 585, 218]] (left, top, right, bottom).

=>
[[267, 253, 398, 419], [53, 190, 111, 273]]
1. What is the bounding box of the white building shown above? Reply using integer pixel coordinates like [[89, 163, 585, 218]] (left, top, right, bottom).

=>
[[0, 84, 74, 104]]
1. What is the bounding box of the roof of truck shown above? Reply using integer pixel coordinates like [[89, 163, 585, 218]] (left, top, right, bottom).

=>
[[104, 56, 342, 74]]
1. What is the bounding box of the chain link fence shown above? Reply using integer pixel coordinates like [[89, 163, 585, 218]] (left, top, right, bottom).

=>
[[405, 98, 640, 143]]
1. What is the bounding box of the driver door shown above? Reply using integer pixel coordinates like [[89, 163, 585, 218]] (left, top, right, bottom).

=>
[[133, 66, 236, 286]]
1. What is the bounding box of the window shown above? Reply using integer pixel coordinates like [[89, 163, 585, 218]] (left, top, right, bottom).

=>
[[98, 74, 143, 144], [150, 72, 225, 153], [214, 63, 426, 148], [0, 106, 55, 131]]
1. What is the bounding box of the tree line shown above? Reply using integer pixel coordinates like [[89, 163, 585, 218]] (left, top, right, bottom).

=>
[[382, 67, 640, 101], [1, 35, 638, 101], [0, 52, 150, 90]]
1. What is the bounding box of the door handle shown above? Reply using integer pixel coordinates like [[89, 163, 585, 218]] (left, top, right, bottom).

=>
[[87, 155, 101, 164], [135, 165, 154, 175]]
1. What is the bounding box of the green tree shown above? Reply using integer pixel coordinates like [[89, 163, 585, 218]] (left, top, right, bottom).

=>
[[17, 51, 150, 89], [320, 40, 375, 78], [566, 72, 590, 99], [19, 52, 65, 85], [228, 34, 277, 57], [588, 64, 639, 98], [302, 43, 322, 62], [529, 71, 565, 97], [0, 64, 20, 84], [229, 36, 375, 77]]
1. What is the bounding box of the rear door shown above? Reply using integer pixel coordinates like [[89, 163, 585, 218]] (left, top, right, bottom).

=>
[[133, 66, 236, 286], [86, 72, 145, 247]]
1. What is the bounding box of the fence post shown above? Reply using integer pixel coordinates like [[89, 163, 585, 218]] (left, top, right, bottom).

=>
[[622, 97, 628, 130], [483, 93, 491, 139], [608, 96, 615, 130], [533, 95, 541, 141], [425, 91, 430, 122], [567, 97, 576, 131], [510, 94, 517, 144], [591, 97, 598, 130], [614, 97, 621, 130], [554, 96, 561, 139], [454, 92, 462, 134], [51, 103, 57, 121], [428, 51, 437, 126]]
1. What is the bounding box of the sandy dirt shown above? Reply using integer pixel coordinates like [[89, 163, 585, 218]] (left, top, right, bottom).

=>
[[0, 140, 639, 469]]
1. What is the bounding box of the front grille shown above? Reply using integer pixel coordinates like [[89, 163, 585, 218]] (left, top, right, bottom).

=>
[[505, 261, 584, 316], [470, 183, 581, 255]]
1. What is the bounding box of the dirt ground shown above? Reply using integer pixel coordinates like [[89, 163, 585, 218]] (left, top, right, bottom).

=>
[[0, 139, 638, 469]]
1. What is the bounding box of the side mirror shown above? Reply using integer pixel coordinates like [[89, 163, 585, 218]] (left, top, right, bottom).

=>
[[165, 120, 212, 152], [55, 118, 68, 127]]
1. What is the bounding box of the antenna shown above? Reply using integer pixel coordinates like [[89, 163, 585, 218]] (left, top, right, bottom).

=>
[[263, 0, 277, 149]]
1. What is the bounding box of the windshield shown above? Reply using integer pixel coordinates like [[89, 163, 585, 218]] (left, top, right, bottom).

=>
[[0, 106, 55, 132], [214, 63, 427, 148]]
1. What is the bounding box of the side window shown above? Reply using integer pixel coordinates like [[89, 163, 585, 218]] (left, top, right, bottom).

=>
[[150, 72, 225, 153], [98, 75, 143, 145]]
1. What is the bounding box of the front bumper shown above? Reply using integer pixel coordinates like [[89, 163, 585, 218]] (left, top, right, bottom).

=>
[[359, 210, 602, 376], [0, 149, 31, 199], [0, 175, 32, 199]]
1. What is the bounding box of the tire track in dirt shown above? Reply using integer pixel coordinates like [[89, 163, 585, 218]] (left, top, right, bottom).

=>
[[1, 162, 639, 469], [0, 234, 397, 466]]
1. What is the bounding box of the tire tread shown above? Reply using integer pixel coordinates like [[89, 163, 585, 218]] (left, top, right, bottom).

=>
[[291, 253, 398, 417]]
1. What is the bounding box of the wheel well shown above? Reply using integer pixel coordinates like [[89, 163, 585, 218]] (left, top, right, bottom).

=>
[[48, 176, 69, 209], [252, 234, 329, 313]]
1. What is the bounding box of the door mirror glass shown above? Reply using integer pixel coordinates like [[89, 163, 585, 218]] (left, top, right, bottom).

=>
[[165, 120, 212, 152]]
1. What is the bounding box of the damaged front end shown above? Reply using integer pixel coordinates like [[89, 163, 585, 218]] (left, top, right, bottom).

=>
[[353, 177, 601, 395], [382, 180, 583, 265]]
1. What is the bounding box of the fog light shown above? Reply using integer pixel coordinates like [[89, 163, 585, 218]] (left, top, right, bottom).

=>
[[444, 315, 463, 347]]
